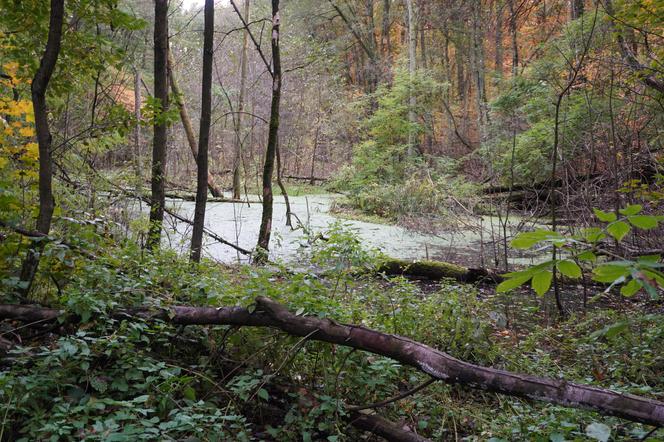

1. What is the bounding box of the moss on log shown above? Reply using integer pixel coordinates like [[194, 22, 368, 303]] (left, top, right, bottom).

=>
[[376, 258, 502, 283]]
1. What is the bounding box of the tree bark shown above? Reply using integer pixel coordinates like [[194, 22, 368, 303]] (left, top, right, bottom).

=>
[[381, 0, 391, 59], [406, 0, 417, 156], [133, 65, 143, 190], [570, 0, 584, 20], [2, 297, 664, 426], [495, 0, 504, 77], [167, 50, 222, 198], [256, 0, 282, 257], [349, 412, 430, 442], [147, 0, 169, 251], [233, 0, 251, 200], [508, 0, 519, 76], [18, 0, 65, 295], [190, 0, 214, 263]]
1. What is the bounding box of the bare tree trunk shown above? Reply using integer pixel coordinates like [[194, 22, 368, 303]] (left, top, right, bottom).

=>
[[310, 123, 320, 185], [190, 0, 214, 263], [233, 0, 251, 200], [381, 0, 391, 59], [256, 0, 282, 257], [147, 0, 169, 251], [406, 0, 417, 156], [18, 0, 65, 295], [275, 141, 292, 228], [570, 0, 584, 20], [508, 0, 519, 76], [495, 0, 504, 78], [133, 66, 143, 189], [472, 1, 488, 144], [167, 50, 222, 198]]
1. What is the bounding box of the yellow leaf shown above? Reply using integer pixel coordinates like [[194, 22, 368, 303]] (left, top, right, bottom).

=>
[[18, 127, 34, 137]]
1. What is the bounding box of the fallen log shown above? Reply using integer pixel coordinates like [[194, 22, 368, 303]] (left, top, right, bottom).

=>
[[349, 412, 430, 442], [1, 297, 663, 426], [376, 258, 502, 283], [283, 175, 328, 183]]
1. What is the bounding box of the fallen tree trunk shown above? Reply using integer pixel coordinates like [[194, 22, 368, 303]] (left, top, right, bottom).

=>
[[376, 258, 502, 283], [349, 412, 430, 442], [1, 297, 663, 426]]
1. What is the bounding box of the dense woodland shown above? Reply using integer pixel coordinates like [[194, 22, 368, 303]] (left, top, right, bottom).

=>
[[1, 0, 664, 440]]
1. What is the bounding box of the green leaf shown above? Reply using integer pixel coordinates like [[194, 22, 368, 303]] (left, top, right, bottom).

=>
[[497, 273, 533, 293], [183, 386, 196, 401], [257, 388, 269, 401], [577, 251, 597, 262], [627, 215, 658, 230], [607, 221, 630, 241], [557, 260, 581, 278], [531, 271, 553, 296], [592, 264, 630, 283], [585, 422, 611, 442], [593, 208, 616, 223], [590, 321, 628, 340], [620, 279, 642, 297], [581, 227, 606, 243], [549, 433, 565, 442], [619, 204, 642, 216], [510, 229, 560, 249]]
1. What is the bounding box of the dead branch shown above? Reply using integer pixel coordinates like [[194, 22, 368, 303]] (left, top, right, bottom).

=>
[[1, 297, 663, 426]]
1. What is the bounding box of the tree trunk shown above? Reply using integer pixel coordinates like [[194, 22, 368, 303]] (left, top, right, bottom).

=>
[[381, 0, 391, 59], [147, 0, 169, 251], [570, 0, 584, 20], [190, 0, 214, 263], [256, 0, 282, 257], [495, 0, 504, 78], [133, 66, 143, 190], [3, 298, 664, 427], [508, 0, 519, 76], [275, 141, 292, 228], [167, 50, 222, 198], [18, 0, 65, 295], [472, 1, 488, 144], [406, 0, 417, 156], [233, 0, 251, 200]]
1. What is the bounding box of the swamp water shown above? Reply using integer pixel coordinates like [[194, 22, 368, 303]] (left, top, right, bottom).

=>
[[161, 194, 544, 267]]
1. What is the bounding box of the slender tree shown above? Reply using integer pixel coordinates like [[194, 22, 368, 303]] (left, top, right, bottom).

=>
[[167, 50, 222, 197], [256, 0, 282, 257], [233, 0, 251, 200], [190, 0, 214, 263], [406, 0, 417, 156], [147, 0, 169, 251], [18, 0, 65, 295]]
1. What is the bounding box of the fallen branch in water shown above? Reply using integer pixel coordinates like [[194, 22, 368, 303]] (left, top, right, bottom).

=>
[[1, 297, 663, 426]]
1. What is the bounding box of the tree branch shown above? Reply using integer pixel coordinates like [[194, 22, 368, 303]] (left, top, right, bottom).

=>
[[1, 297, 663, 426]]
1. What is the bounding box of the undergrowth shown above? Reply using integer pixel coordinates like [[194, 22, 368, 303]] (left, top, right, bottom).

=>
[[0, 224, 662, 441]]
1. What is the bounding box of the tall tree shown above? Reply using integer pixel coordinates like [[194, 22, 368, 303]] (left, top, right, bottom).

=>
[[256, 0, 282, 257], [233, 0, 251, 200], [190, 0, 214, 263], [381, 0, 391, 59], [167, 50, 222, 197], [570, 0, 584, 20], [147, 0, 169, 251], [18, 0, 65, 295], [406, 0, 417, 156]]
